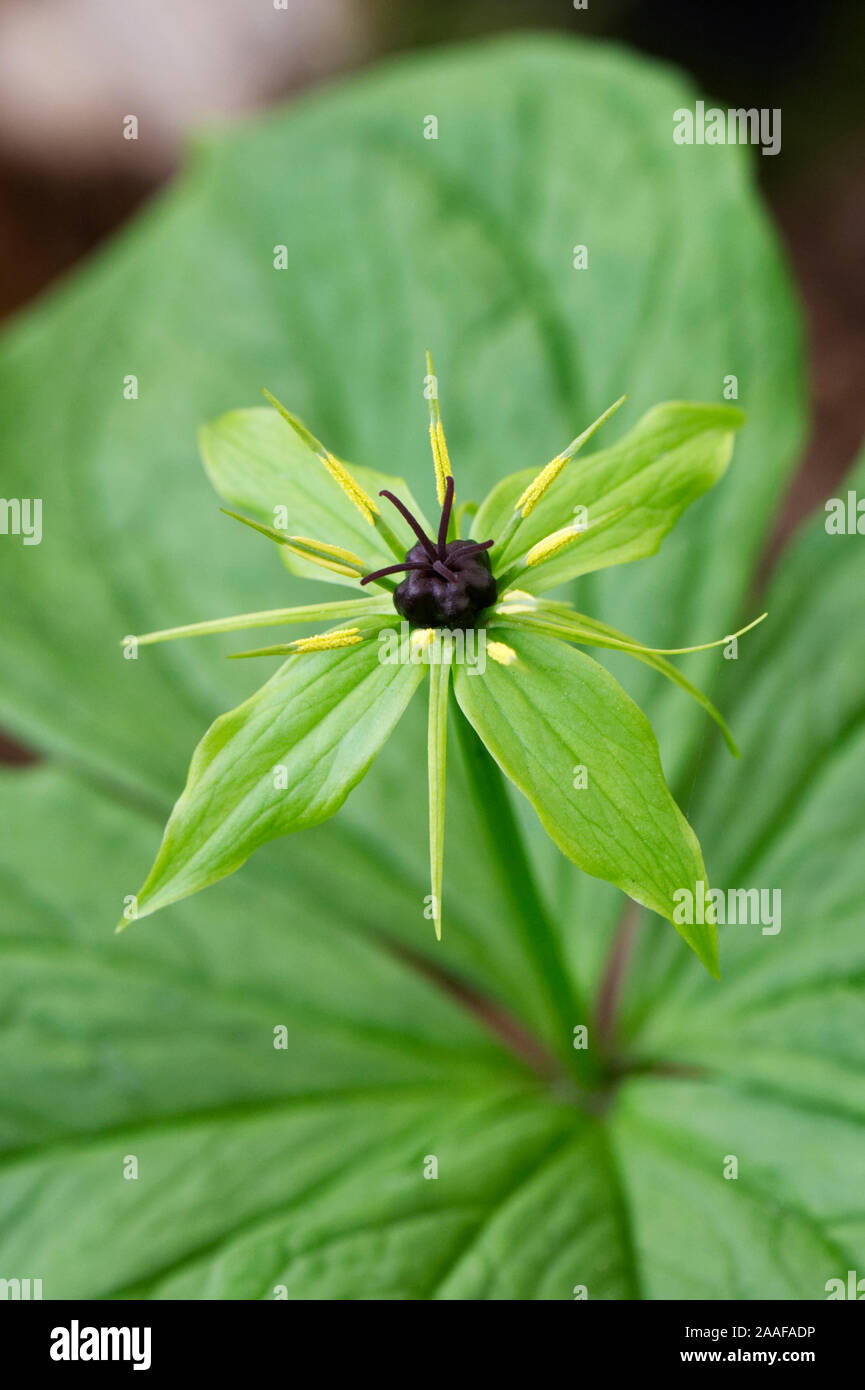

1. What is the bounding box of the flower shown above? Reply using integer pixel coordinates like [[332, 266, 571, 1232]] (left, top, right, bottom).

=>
[[123, 354, 762, 976]]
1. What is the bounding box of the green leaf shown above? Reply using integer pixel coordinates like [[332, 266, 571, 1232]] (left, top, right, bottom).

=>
[[131, 621, 425, 922], [453, 627, 718, 976], [474, 402, 743, 594], [201, 407, 434, 589]]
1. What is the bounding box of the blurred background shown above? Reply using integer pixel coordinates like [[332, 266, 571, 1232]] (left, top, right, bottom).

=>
[[0, 0, 862, 764]]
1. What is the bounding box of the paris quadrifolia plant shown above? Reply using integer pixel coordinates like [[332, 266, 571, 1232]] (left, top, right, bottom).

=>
[[121, 353, 766, 978]]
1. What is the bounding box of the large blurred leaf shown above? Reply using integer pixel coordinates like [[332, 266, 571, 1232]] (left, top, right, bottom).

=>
[[0, 767, 633, 1300], [0, 35, 840, 1301]]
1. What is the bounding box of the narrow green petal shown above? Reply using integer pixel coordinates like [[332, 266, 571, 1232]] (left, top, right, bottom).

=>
[[130, 597, 391, 647], [427, 641, 452, 940], [599, 611, 767, 657]]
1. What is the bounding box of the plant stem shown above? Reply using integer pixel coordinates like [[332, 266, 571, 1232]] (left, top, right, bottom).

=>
[[452, 699, 599, 1082]]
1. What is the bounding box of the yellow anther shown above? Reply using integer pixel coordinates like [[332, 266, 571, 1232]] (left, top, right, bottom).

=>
[[495, 590, 539, 615], [410, 626, 435, 652], [285, 536, 365, 577], [430, 420, 452, 506], [285, 554, 357, 578], [487, 641, 518, 667], [287, 628, 364, 653], [525, 523, 586, 568], [515, 456, 569, 518], [318, 452, 379, 525], [512, 395, 627, 518], [425, 351, 453, 506], [263, 388, 379, 525]]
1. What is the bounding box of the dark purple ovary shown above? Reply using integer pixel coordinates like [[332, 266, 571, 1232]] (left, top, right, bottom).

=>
[[394, 539, 497, 628], [360, 477, 498, 628]]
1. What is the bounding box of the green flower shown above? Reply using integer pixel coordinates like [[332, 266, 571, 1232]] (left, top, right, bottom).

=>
[[123, 354, 762, 977]]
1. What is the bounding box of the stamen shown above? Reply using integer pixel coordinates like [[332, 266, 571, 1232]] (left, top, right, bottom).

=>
[[221, 509, 366, 578], [289, 535, 363, 566], [379, 489, 437, 558], [262, 388, 379, 525], [425, 350, 453, 506], [431, 421, 451, 506], [513, 395, 627, 518], [487, 641, 519, 667], [495, 591, 539, 615], [285, 628, 364, 653], [229, 627, 366, 659], [285, 535, 367, 577], [522, 506, 627, 571], [524, 523, 588, 568], [514, 458, 568, 520]]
